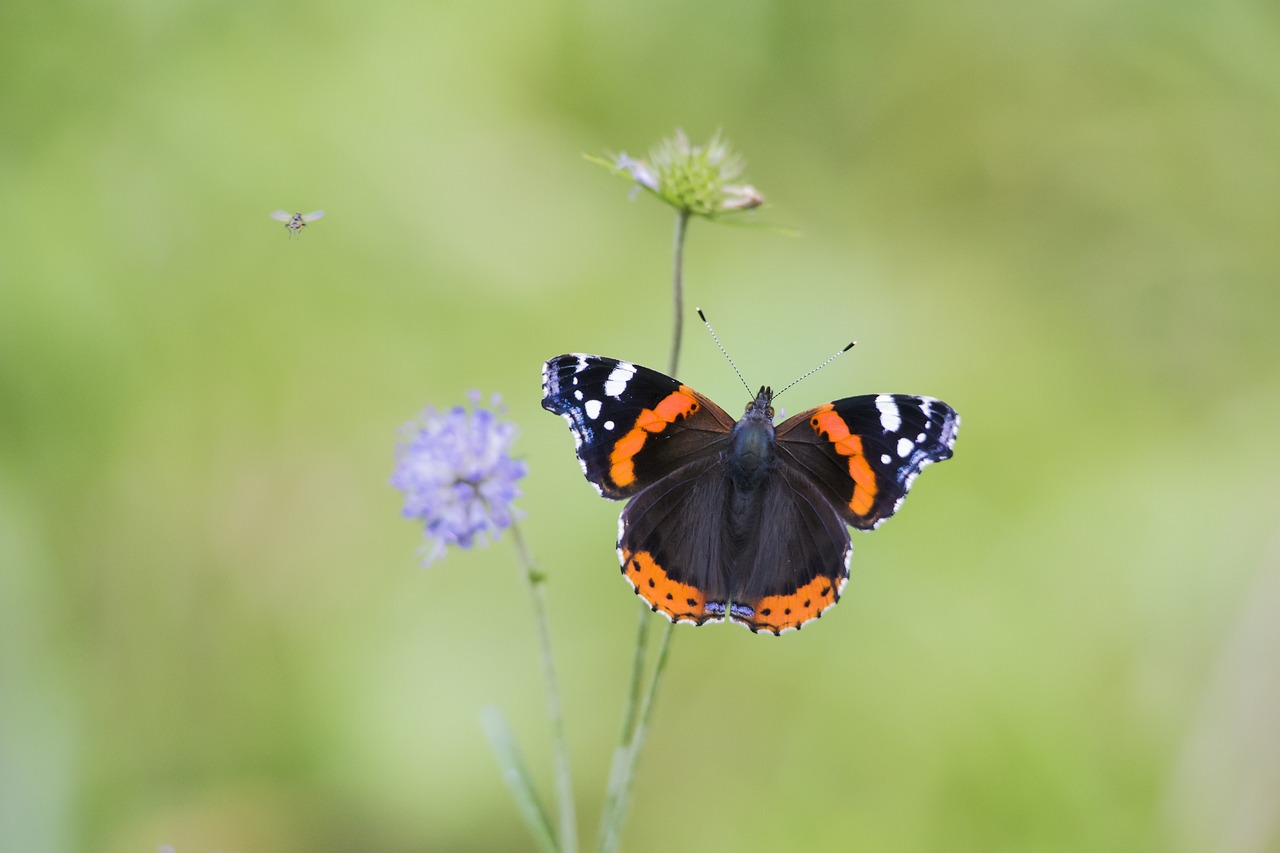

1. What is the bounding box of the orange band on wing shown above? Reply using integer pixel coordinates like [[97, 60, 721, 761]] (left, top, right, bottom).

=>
[[620, 548, 714, 625], [609, 387, 701, 488], [809, 405, 878, 515], [737, 574, 843, 635]]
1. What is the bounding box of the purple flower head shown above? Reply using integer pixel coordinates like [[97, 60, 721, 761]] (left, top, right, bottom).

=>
[[392, 391, 526, 565]]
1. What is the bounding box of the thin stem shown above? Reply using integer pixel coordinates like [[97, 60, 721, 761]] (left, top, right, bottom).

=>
[[512, 520, 578, 853], [597, 602, 651, 852], [618, 604, 651, 747], [668, 209, 691, 376], [599, 620, 675, 853]]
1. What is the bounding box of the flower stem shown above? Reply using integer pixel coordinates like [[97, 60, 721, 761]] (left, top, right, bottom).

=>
[[618, 603, 651, 750], [668, 209, 691, 377], [598, 617, 675, 853], [597, 602, 650, 853], [511, 520, 578, 853]]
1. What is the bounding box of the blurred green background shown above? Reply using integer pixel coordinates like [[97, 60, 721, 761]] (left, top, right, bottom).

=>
[[4, 1, 1280, 851]]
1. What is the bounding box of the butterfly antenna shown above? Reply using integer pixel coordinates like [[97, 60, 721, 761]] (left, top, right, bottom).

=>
[[697, 308, 753, 397], [773, 340, 857, 401]]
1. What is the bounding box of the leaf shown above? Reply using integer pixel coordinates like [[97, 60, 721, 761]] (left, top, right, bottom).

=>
[[480, 706, 560, 853]]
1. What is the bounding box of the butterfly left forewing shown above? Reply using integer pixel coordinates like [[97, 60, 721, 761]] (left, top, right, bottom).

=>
[[541, 354, 736, 499], [776, 394, 959, 530]]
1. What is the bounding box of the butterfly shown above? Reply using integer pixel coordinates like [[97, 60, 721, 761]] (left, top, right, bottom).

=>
[[541, 354, 959, 634], [270, 210, 324, 235]]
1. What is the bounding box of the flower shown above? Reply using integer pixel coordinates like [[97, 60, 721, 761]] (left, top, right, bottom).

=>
[[597, 129, 764, 218], [392, 391, 526, 565]]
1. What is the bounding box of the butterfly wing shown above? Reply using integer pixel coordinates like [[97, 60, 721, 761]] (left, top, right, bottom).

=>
[[618, 433, 854, 634], [616, 455, 732, 625], [727, 464, 854, 634], [541, 354, 735, 499], [776, 394, 959, 530]]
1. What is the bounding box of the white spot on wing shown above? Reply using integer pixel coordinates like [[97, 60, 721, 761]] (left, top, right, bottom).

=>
[[897, 437, 914, 457], [604, 420, 615, 431], [585, 399, 602, 420], [876, 395, 901, 432], [604, 362, 636, 398], [574, 390, 583, 400], [881, 453, 892, 464]]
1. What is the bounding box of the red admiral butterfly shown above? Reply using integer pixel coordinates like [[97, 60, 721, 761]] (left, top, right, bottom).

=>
[[541, 355, 959, 635]]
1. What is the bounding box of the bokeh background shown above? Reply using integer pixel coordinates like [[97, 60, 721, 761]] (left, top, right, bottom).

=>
[[4, 1, 1280, 851]]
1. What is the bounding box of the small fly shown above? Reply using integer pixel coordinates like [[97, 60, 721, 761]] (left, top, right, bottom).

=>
[[270, 210, 324, 235]]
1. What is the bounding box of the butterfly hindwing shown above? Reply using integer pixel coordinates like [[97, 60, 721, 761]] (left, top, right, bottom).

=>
[[541, 354, 735, 499], [776, 394, 960, 530], [618, 449, 852, 634], [724, 464, 852, 634], [616, 455, 731, 625]]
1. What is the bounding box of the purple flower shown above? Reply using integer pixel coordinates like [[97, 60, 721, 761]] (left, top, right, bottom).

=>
[[392, 391, 526, 565]]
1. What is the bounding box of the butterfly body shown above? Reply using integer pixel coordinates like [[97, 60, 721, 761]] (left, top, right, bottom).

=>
[[726, 388, 776, 490], [541, 354, 959, 635]]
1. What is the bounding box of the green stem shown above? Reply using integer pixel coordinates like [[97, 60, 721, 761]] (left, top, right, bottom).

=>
[[599, 620, 675, 853], [512, 521, 578, 853], [618, 603, 651, 749], [668, 209, 691, 377], [597, 602, 650, 852]]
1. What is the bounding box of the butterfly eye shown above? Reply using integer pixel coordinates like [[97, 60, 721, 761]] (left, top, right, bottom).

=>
[[766, 405, 774, 418]]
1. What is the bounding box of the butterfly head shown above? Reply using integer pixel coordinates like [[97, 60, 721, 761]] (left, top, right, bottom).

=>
[[743, 386, 775, 422]]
